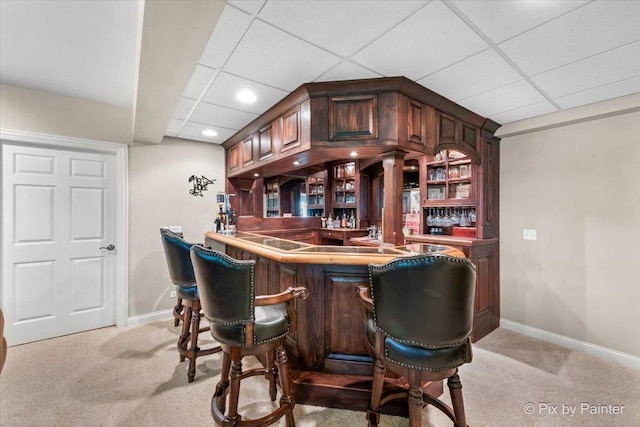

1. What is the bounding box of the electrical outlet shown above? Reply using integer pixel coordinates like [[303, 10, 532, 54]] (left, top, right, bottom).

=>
[[169, 290, 177, 298], [522, 229, 537, 241]]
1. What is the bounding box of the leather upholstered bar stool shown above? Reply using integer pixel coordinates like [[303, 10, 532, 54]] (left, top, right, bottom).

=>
[[190, 245, 309, 427], [357, 254, 476, 427], [160, 228, 221, 382]]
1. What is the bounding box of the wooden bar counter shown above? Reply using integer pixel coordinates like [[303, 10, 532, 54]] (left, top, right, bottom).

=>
[[204, 230, 464, 414]]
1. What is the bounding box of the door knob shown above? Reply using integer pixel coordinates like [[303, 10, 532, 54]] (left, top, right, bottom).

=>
[[100, 244, 116, 251]]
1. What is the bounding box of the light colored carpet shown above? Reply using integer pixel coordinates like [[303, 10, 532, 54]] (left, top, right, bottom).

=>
[[1, 322, 638, 426]]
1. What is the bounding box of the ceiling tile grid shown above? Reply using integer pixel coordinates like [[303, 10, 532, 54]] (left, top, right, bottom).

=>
[[165, 0, 640, 143]]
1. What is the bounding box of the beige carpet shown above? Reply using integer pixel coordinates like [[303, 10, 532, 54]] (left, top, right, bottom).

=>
[[1, 321, 638, 426]]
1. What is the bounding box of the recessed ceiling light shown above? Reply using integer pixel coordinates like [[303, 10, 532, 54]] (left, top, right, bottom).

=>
[[411, 166, 416, 170], [253, 173, 259, 177], [293, 160, 300, 166], [236, 90, 257, 103], [202, 129, 217, 137], [350, 151, 358, 157]]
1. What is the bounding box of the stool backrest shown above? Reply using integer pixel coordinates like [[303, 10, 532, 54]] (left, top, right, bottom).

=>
[[368, 254, 476, 348], [190, 245, 256, 325], [160, 228, 196, 288]]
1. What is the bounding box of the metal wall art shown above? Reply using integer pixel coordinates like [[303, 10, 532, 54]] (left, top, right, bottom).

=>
[[189, 175, 216, 197]]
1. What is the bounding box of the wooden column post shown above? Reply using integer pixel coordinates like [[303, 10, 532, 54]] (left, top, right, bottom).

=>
[[381, 150, 407, 245]]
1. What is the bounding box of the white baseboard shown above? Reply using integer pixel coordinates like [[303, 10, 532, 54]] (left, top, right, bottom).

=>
[[127, 309, 172, 327], [500, 319, 640, 371]]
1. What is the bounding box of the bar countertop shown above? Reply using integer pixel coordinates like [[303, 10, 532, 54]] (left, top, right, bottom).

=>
[[205, 231, 464, 265]]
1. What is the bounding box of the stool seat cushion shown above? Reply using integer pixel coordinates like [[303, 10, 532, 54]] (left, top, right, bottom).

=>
[[176, 284, 199, 300], [211, 303, 289, 347]]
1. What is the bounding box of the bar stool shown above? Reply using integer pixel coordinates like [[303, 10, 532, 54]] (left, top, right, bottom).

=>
[[160, 228, 221, 382], [357, 254, 477, 427], [190, 245, 309, 427]]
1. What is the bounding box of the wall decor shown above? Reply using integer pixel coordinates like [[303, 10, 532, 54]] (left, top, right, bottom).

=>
[[189, 175, 216, 197]]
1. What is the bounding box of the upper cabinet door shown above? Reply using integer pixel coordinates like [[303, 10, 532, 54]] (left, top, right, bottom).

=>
[[281, 106, 302, 151], [242, 136, 254, 167], [228, 144, 241, 173], [328, 95, 378, 141]]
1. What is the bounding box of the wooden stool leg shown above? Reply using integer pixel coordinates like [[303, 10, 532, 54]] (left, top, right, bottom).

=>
[[226, 352, 243, 425], [178, 305, 192, 362], [211, 351, 231, 422], [266, 349, 277, 401], [407, 371, 423, 427], [367, 357, 386, 427], [173, 297, 183, 326], [448, 373, 467, 427], [276, 343, 295, 427], [187, 301, 201, 383]]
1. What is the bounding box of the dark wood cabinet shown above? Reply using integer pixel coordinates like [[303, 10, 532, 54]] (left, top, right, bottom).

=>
[[306, 173, 325, 217], [265, 178, 280, 217], [220, 76, 500, 342]]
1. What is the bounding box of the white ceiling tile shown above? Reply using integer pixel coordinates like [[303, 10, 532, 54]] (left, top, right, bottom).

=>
[[315, 61, 382, 82], [533, 41, 640, 98], [222, 20, 341, 91], [451, 0, 589, 44], [173, 97, 197, 120], [183, 65, 217, 100], [202, 72, 289, 115], [179, 121, 237, 144], [0, 1, 139, 108], [199, 5, 253, 69], [258, 0, 424, 56], [189, 102, 258, 130], [489, 101, 558, 124], [555, 76, 640, 110], [166, 118, 185, 134], [418, 49, 522, 101], [457, 80, 547, 117], [500, 1, 640, 75], [227, 0, 266, 16], [351, 1, 487, 80]]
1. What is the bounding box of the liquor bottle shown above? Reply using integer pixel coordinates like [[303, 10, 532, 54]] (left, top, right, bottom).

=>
[[341, 210, 347, 228]]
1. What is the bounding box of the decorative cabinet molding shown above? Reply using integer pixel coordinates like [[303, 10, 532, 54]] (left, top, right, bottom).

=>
[[328, 95, 378, 141], [242, 136, 254, 167], [228, 144, 241, 172], [259, 125, 274, 160], [407, 100, 426, 144], [432, 111, 481, 164], [281, 106, 301, 151]]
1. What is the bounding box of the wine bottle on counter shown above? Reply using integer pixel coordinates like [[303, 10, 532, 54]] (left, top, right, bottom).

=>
[[341, 210, 347, 228]]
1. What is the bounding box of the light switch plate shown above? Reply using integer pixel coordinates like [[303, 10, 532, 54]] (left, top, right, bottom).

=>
[[523, 229, 537, 240], [170, 290, 177, 298]]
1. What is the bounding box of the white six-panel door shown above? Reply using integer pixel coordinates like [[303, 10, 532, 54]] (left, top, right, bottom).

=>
[[2, 143, 117, 346]]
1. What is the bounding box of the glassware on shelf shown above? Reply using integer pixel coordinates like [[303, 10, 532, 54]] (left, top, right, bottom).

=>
[[426, 209, 434, 227], [450, 208, 459, 225], [469, 208, 477, 224], [460, 209, 470, 227], [428, 169, 436, 181]]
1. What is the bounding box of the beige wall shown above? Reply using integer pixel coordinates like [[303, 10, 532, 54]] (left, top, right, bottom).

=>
[[0, 84, 133, 143], [500, 110, 640, 357], [128, 137, 225, 317]]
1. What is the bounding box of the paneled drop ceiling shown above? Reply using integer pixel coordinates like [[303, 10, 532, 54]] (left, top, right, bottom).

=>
[[1, 1, 639, 145], [167, 0, 640, 144]]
